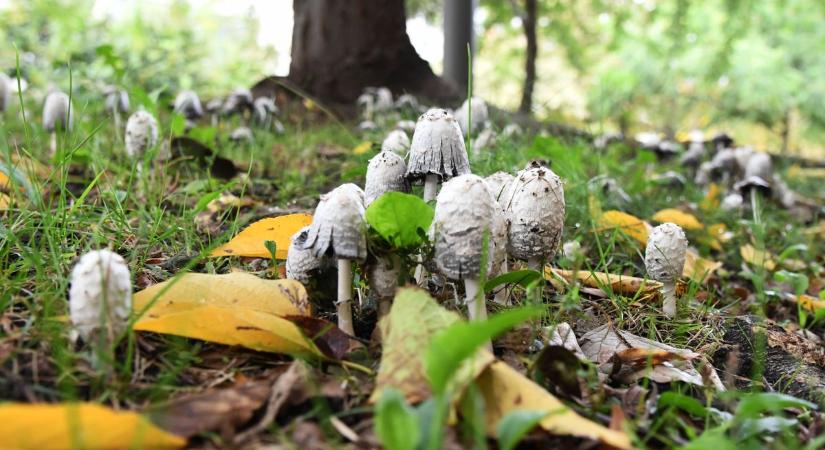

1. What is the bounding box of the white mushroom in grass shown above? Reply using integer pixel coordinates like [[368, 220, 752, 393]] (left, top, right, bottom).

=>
[[230, 127, 253, 142], [395, 120, 416, 133], [303, 184, 367, 335], [405, 108, 470, 202], [484, 180, 510, 305], [104, 86, 130, 130], [504, 161, 565, 271], [124, 110, 158, 173], [484, 171, 515, 202], [455, 96, 489, 137], [206, 98, 223, 126], [222, 88, 254, 117], [645, 223, 688, 318], [0, 72, 11, 113], [174, 90, 204, 120], [365, 151, 410, 206], [43, 90, 73, 155], [286, 226, 325, 284], [720, 192, 744, 212], [432, 174, 496, 322], [368, 256, 402, 318], [381, 129, 410, 156], [69, 250, 131, 345], [253, 97, 279, 127]]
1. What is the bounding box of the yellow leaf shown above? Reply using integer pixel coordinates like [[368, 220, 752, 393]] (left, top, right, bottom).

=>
[[548, 268, 663, 299], [796, 294, 825, 313], [739, 244, 776, 271], [651, 208, 704, 231], [211, 214, 313, 259], [133, 273, 320, 356], [701, 223, 732, 251], [477, 361, 632, 449], [596, 210, 650, 245], [787, 165, 825, 179], [352, 141, 373, 155], [303, 99, 316, 110], [700, 183, 721, 212], [0, 403, 185, 449], [0, 192, 10, 210], [683, 249, 722, 280]]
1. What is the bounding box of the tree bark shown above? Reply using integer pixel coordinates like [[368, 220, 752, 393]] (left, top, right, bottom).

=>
[[287, 0, 458, 105], [443, 0, 474, 93], [518, 0, 537, 114]]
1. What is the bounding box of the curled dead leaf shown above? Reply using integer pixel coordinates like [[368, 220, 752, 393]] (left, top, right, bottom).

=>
[[596, 210, 651, 245], [211, 214, 313, 259], [651, 208, 703, 231]]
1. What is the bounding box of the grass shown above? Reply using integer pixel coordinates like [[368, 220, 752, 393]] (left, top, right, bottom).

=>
[[1, 82, 824, 448]]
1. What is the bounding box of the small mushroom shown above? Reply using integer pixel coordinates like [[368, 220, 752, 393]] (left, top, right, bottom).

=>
[[206, 98, 223, 126], [0, 72, 10, 113], [474, 127, 497, 151], [483, 178, 510, 305], [720, 192, 744, 212], [69, 250, 131, 345], [357, 87, 393, 120], [504, 161, 565, 270], [432, 174, 496, 321], [365, 151, 410, 206], [253, 96, 279, 128], [395, 120, 417, 133], [593, 132, 623, 149], [645, 223, 687, 318], [484, 171, 515, 202], [711, 132, 734, 152], [405, 108, 471, 202], [501, 123, 523, 139], [680, 141, 705, 170], [230, 126, 253, 142], [368, 255, 402, 317], [125, 110, 159, 172], [734, 152, 773, 198], [174, 90, 204, 120], [454, 96, 489, 137], [652, 171, 687, 188], [221, 88, 254, 117], [286, 226, 325, 284], [394, 93, 419, 112], [43, 89, 73, 155], [381, 129, 410, 156], [303, 184, 367, 335], [104, 86, 130, 130], [358, 120, 377, 132]]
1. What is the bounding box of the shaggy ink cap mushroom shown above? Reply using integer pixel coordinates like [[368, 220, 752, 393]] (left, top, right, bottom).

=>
[[394, 93, 419, 111], [221, 88, 254, 116], [644, 222, 687, 317], [43, 90, 73, 132], [230, 127, 254, 142], [253, 97, 279, 125], [381, 129, 410, 156], [734, 151, 773, 197], [304, 183, 367, 261], [504, 161, 565, 268], [104, 86, 130, 114], [484, 171, 515, 203], [365, 151, 410, 206], [174, 90, 204, 120], [69, 250, 132, 343], [455, 96, 489, 137], [125, 110, 159, 159], [286, 226, 325, 284], [405, 108, 470, 184], [0, 73, 10, 113]]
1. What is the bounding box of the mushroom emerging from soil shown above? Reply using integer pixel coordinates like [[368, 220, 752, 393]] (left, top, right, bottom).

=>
[[504, 161, 565, 271], [253, 97, 279, 127], [0, 73, 10, 113], [455, 96, 489, 137], [104, 86, 130, 130], [432, 174, 496, 321], [645, 223, 688, 318], [286, 226, 325, 284], [174, 90, 204, 120], [222, 88, 254, 117], [43, 89, 73, 155], [381, 129, 410, 156], [125, 110, 159, 172], [368, 256, 402, 318], [365, 151, 410, 206], [405, 108, 470, 202], [69, 250, 131, 345], [303, 184, 367, 335]]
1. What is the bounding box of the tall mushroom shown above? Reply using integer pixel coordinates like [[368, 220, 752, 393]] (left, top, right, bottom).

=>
[[125, 110, 159, 174], [43, 89, 73, 155], [104, 86, 130, 131], [484, 171, 514, 203], [454, 96, 489, 137], [405, 108, 470, 202], [484, 176, 510, 305], [174, 90, 204, 122], [222, 88, 254, 118], [645, 223, 687, 318], [381, 129, 410, 156], [303, 184, 367, 335], [0, 73, 10, 114], [69, 250, 131, 346], [253, 96, 279, 129], [432, 174, 496, 321], [365, 151, 410, 206], [504, 161, 565, 271]]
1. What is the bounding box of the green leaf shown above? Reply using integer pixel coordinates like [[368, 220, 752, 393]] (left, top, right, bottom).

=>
[[425, 306, 544, 394], [680, 429, 737, 450], [735, 393, 815, 419], [496, 410, 550, 450], [365, 192, 434, 250], [170, 114, 187, 136], [484, 269, 542, 293], [193, 191, 222, 214], [375, 388, 420, 450], [658, 392, 709, 418]]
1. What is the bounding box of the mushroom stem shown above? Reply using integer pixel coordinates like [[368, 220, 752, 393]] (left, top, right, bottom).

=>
[[527, 256, 542, 272], [492, 260, 509, 305], [464, 278, 487, 321], [423, 173, 439, 202], [49, 132, 57, 156], [662, 282, 677, 318], [337, 258, 355, 335]]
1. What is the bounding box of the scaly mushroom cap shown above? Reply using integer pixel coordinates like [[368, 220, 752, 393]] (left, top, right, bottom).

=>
[[43, 91, 72, 132], [405, 108, 470, 183], [222, 88, 254, 116], [125, 110, 159, 158], [381, 129, 410, 156], [230, 127, 253, 142], [365, 151, 410, 206], [286, 226, 325, 283], [174, 90, 204, 119], [368, 257, 401, 299], [104, 87, 130, 113], [0, 73, 10, 112], [304, 183, 367, 261], [504, 162, 565, 261], [69, 250, 132, 343], [253, 97, 278, 124], [484, 171, 515, 203], [488, 192, 509, 272], [431, 174, 496, 280], [455, 97, 489, 136], [743, 151, 772, 180], [644, 223, 687, 283]]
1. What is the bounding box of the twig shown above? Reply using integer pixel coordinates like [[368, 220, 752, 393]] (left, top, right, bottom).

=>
[[232, 361, 303, 446]]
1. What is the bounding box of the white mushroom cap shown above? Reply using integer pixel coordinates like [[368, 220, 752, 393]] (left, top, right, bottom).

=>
[[720, 192, 744, 211], [484, 171, 515, 203], [125, 110, 159, 158], [635, 132, 661, 149], [230, 127, 253, 142], [501, 123, 523, 139], [206, 98, 224, 113], [286, 226, 325, 283], [395, 120, 417, 133], [474, 127, 497, 151], [688, 129, 704, 144], [174, 90, 203, 119], [733, 146, 756, 173], [743, 151, 772, 180], [680, 142, 705, 168], [104, 87, 129, 114], [644, 223, 687, 283], [358, 120, 377, 131], [69, 250, 132, 343], [43, 90, 73, 132], [394, 93, 419, 111], [405, 108, 470, 182], [0, 73, 10, 112], [431, 174, 496, 280], [221, 88, 254, 115], [503, 162, 565, 261], [772, 177, 796, 208], [304, 183, 367, 261], [373, 87, 394, 112], [381, 129, 410, 156], [365, 151, 410, 206], [253, 97, 279, 124], [454, 96, 489, 136]]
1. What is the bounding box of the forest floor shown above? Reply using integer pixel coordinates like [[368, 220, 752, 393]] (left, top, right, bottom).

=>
[[1, 93, 825, 450]]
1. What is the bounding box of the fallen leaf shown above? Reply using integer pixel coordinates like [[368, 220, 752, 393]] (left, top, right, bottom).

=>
[[683, 249, 722, 280], [740, 244, 777, 271], [787, 165, 825, 179], [700, 223, 732, 251], [352, 141, 373, 155], [795, 295, 825, 313], [211, 214, 313, 259], [283, 315, 352, 360], [548, 268, 663, 299], [596, 210, 651, 245], [477, 361, 632, 449], [133, 273, 320, 356], [651, 208, 704, 231], [699, 183, 721, 212], [0, 403, 185, 449]]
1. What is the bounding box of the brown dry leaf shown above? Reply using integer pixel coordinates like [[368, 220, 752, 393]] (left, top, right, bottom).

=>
[[651, 208, 704, 231], [803, 221, 825, 238], [548, 268, 662, 300], [596, 210, 651, 245], [283, 315, 352, 360], [476, 361, 633, 450], [683, 249, 722, 280], [740, 244, 777, 271], [211, 214, 313, 259], [615, 348, 686, 368], [0, 403, 185, 449], [133, 273, 321, 356]]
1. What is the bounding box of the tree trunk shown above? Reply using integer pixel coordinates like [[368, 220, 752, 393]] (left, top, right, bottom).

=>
[[518, 0, 537, 114], [288, 0, 458, 104], [443, 0, 474, 93]]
